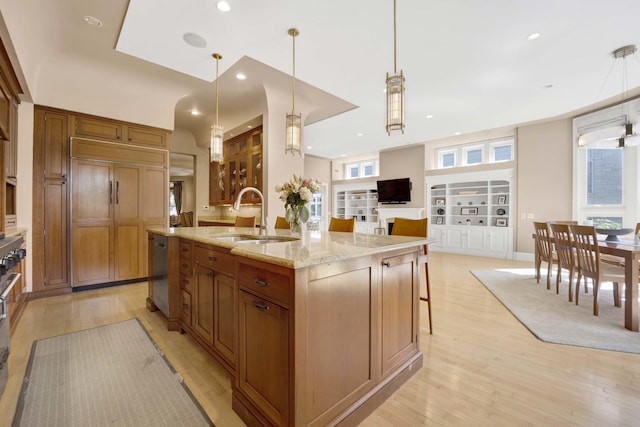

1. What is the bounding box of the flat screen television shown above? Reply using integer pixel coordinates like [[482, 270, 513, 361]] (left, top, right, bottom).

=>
[[376, 178, 411, 204]]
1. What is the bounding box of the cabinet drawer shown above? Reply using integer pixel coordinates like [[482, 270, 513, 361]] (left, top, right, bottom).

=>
[[179, 258, 193, 277], [180, 274, 194, 293], [194, 246, 235, 275], [180, 240, 193, 260], [180, 289, 192, 325], [238, 265, 290, 305]]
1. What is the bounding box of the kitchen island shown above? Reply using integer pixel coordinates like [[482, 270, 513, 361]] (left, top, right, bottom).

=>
[[147, 226, 431, 427]]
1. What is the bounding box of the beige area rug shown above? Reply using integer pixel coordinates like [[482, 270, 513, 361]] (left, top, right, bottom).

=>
[[471, 268, 640, 354], [13, 318, 213, 427]]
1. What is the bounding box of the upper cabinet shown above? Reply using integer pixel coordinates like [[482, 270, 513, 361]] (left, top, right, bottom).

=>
[[72, 115, 170, 150], [209, 126, 263, 205]]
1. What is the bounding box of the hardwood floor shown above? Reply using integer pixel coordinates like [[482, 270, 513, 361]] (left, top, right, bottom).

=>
[[2, 252, 640, 426]]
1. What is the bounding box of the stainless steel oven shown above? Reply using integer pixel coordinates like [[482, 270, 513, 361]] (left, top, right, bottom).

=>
[[0, 235, 25, 397]]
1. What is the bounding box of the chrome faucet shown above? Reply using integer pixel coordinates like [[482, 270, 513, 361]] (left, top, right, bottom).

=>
[[233, 186, 267, 235]]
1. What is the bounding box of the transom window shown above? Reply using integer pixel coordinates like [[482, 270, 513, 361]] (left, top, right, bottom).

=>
[[345, 159, 379, 179], [436, 138, 513, 169]]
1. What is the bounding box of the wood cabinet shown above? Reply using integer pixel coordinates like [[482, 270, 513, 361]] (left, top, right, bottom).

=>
[[71, 158, 167, 286], [209, 126, 262, 205], [177, 242, 237, 372], [33, 109, 70, 292], [72, 115, 169, 149]]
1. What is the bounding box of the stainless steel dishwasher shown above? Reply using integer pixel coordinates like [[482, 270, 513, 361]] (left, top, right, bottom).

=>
[[152, 234, 169, 317]]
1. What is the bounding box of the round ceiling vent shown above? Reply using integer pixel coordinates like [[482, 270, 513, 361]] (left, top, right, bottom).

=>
[[182, 32, 207, 48]]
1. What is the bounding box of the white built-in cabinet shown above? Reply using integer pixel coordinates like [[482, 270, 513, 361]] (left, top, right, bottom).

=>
[[333, 183, 379, 233], [427, 169, 513, 258]]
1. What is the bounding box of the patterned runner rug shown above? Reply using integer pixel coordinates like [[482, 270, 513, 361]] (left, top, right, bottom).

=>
[[471, 268, 640, 354], [13, 318, 213, 426]]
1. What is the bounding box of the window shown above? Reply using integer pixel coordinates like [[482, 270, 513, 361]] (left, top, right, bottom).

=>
[[169, 191, 178, 216], [439, 150, 456, 168], [344, 159, 379, 179], [436, 138, 513, 169], [463, 146, 483, 165], [586, 149, 622, 205]]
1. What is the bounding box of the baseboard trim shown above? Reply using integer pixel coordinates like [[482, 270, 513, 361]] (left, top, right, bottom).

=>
[[72, 277, 147, 293]]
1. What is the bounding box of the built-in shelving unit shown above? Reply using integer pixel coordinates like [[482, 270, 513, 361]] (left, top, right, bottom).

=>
[[334, 183, 378, 233], [427, 169, 513, 258]]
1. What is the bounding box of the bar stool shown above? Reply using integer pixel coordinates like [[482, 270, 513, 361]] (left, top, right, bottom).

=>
[[328, 217, 355, 232], [391, 217, 432, 334], [234, 216, 256, 227], [274, 216, 289, 229]]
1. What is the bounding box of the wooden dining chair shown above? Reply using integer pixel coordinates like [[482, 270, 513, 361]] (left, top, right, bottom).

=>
[[274, 216, 289, 229], [328, 217, 356, 232], [549, 222, 582, 302], [569, 224, 625, 315], [178, 211, 193, 227], [234, 216, 256, 228], [391, 217, 432, 334], [533, 221, 558, 290]]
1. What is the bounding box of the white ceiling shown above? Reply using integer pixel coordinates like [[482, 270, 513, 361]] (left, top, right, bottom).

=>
[[4, 0, 640, 159]]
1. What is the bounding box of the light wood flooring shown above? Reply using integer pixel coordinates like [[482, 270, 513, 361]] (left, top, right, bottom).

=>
[[2, 253, 640, 426]]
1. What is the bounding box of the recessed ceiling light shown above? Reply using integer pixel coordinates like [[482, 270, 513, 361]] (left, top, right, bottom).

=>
[[83, 15, 103, 27], [216, 1, 231, 12], [426, 114, 433, 119], [190, 110, 201, 116], [543, 84, 553, 89], [236, 73, 246, 80], [357, 133, 363, 137], [454, 132, 461, 136], [341, 154, 347, 157], [307, 146, 312, 150], [182, 32, 207, 48], [526, 32, 540, 41]]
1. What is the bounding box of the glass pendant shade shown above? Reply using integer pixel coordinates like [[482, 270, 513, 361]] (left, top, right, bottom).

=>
[[210, 123, 224, 163], [386, 71, 405, 134], [285, 112, 302, 155]]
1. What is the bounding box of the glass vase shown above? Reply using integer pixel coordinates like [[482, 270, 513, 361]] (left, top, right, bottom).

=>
[[287, 206, 304, 235]]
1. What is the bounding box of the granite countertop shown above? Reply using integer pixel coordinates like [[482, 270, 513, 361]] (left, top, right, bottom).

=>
[[146, 226, 433, 269]]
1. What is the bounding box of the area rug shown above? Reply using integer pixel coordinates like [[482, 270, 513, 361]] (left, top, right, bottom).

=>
[[13, 318, 213, 427], [471, 268, 640, 354]]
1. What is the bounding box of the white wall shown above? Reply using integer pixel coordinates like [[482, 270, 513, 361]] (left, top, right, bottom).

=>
[[169, 128, 209, 221]]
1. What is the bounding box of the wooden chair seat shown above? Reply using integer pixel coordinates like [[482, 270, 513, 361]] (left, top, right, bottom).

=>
[[533, 221, 558, 290], [391, 217, 432, 334]]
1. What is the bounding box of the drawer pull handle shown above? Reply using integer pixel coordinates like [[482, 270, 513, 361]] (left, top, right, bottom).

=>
[[208, 271, 214, 278], [253, 301, 269, 311], [253, 278, 269, 287], [208, 256, 217, 262], [383, 261, 391, 268]]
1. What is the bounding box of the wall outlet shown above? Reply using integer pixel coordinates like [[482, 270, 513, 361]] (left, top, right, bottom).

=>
[[203, 205, 210, 211]]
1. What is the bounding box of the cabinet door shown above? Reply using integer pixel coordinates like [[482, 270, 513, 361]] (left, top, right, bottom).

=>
[[74, 116, 123, 141], [238, 290, 289, 427], [194, 264, 215, 345], [114, 165, 141, 221], [72, 223, 114, 286], [486, 228, 510, 253], [445, 228, 465, 248], [43, 112, 69, 179], [126, 125, 168, 148], [114, 223, 142, 280], [72, 159, 113, 222], [467, 228, 486, 250], [142, 166, 167, 223], [43, 179, 69, 289], [381, 252, 418, 376], [214, 272, 236, 365]]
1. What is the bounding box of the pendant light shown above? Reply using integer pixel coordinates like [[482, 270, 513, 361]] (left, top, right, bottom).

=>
[[386, 0, 405, 135], [210, 53, 224, 163], [285, 28, 302, 156]]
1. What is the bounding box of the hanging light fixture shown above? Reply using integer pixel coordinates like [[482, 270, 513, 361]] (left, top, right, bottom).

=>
[[577, 44, 638, 148], [386, 0, 405, 135], [210, 53, 224, 163], [285, 28, 302, 156]]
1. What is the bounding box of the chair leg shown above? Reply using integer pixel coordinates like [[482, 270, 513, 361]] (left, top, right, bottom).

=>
[[555, 266, 561, 295], [593, 279, 600, 316], [419, 261, 432, 334], [535, 259, 541, 283], [546, 260, 552, 290], [567, 268, 574, 303], [575, 272, 582, 305]]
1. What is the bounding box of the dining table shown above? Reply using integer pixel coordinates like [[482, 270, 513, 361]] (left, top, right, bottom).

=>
[[534, 233, 640, 331]]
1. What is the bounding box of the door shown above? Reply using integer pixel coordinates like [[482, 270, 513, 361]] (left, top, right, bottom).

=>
[[114, 165, 142, 280]]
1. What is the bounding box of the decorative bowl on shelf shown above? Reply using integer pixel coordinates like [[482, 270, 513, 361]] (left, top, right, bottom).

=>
[[496, 208, 506, 216], [437, 208, 445, 215], [594, 228, 634, 242]]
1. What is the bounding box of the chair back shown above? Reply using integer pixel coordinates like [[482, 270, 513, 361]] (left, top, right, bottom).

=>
[[549, 222, 575, 270], [328, 217, 355, 232], [533, 221, 553, 262], [234, 216, 256, 227], [635, 222, 640, 236], [548, 220, 578, 225], [391, 217, 428, 238], [274, 216, 289, 229], [569, 224, 600, 282], [178, 211, 193, 227]]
